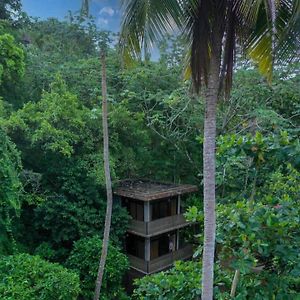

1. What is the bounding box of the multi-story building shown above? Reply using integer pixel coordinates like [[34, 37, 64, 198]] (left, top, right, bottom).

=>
[[114, 179, 198, 277]]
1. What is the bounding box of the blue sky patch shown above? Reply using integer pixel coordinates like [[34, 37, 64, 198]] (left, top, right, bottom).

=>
[[21, 0, 121, 32]]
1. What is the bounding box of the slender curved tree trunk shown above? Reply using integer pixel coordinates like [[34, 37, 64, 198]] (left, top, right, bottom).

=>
[[201, 50, 221, 299], [94, 50, 113, 300]]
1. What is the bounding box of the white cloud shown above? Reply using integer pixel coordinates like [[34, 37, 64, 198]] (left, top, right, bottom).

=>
[[98, 17, 108, 26], [99, 6, 115, 17]]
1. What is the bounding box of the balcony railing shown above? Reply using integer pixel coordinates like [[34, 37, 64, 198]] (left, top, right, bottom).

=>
[[128, 244, 193, 274], [128, 214, 190, 237]]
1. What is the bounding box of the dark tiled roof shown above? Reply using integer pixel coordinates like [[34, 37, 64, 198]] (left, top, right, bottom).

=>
[[114, 179, 198, 201]]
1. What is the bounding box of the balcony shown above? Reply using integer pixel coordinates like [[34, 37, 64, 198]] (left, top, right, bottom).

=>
[[128, 214, 190, 237], [128, 244, 193, 274]]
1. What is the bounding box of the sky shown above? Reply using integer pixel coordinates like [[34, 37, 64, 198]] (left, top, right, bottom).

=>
[[21, 0, 122, 32], [21, 0, 160, 60]]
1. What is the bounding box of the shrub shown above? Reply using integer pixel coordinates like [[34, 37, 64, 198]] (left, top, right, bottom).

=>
[[0, 253, 80, 300], [0, 127, 22, 254], [133, 261, 202, 300], [66, 235, 129, 300], [185, 164, 300, 298]]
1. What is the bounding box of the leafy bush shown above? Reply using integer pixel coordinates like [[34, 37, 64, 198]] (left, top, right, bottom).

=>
[[133, 261, 202, 300], [5, 76, 130, 257], [0, 33, 24, 85], [185, 164, 300, 299], [133, 261, 234, 300], [0, 128, 22, 254], [216, 131, 300, 202], [215, 200, 300, 299], [66, 235, 129, 300], [0, 253, 80, 300]]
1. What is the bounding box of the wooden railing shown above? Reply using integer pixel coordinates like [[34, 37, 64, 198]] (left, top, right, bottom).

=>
[[128, 255, 148, 273], [128, 244, 193, 274], [128, 214, 189, 237], [129, 219, 147, 235], [148, 244, 193, 273]]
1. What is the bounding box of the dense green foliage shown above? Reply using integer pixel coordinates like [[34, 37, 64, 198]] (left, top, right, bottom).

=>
[[215, 165, 300, 299], [136, 164, 300, 299], [0, 4, 299, 300], [0, 33, 24, 84], [133, 261, 202, 299], [67, 236, 129, 300], [215, 131, 300, 201], [0, 128, 22, 254], [0, 253, 80, 300]]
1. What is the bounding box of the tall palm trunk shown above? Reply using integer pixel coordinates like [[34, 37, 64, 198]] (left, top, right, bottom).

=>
[[94, 50, 113, 300], [201, 50, 221, 300]]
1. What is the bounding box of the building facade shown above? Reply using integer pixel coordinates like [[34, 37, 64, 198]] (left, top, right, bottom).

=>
[[114, 180, 198, 276]]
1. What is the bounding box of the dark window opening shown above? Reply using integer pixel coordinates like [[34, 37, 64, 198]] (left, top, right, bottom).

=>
[[126, 233, 145, 259], [150, 231, 177, 259], [151, 197, 177, 220], [122, 198, 144, 221]]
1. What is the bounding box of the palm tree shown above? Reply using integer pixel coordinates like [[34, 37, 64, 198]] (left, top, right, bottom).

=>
[[119, 1, 299, 299], [80, 0, 89, 17], [93, 32, 113, 300]]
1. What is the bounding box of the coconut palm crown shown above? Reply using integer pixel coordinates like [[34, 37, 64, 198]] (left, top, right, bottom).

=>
[[120, 0, 299, 92]]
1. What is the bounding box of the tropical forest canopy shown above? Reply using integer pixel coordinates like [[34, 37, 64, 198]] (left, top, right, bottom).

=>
[[0, 1, 299, 299]]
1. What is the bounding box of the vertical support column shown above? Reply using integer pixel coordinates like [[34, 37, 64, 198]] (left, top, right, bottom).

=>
[[144, 201, 151, 273], [144, 201, 150, 236], [176, 229, 180, 250], [177, 195, 181, 215], [144, 201, 150, 222], [145, 238, 150, 261]]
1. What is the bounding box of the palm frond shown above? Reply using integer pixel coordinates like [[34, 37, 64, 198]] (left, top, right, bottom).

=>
[[237, 0, 273, 80], [119, 0, 182, 63], [183, 0, 233, 93], [184, 0, 211, 91], [275, 0, 300, 63], [120, 0, 299, 94], [241, 0, 299, 80], [220, 2, 239, 97]]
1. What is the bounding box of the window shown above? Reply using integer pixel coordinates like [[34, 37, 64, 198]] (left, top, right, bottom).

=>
[[150, 231, 177, 259], [126, 233, 145, 259], [151, 197, 177, 220], [122, 198, 144, 221]]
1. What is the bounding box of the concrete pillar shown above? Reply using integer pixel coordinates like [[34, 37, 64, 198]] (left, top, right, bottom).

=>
[[176, 229, 180, 250], [145, 238, 150, 261], [144, 201, 150, 222], [177, 195, 181, 215], [144, 201, 151, 263]]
